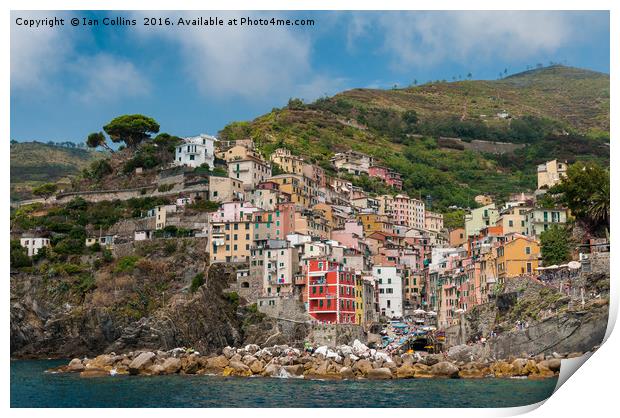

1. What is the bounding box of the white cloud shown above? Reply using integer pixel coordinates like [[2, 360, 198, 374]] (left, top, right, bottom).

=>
[[68, 54, 150, 103], [347, 11, 598, 70], [10, 12, 71, 90], [130, 11, 330, 102], [11, 12, 149, 102]]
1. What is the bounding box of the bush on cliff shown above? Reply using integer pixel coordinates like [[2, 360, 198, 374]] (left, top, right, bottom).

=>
[[190, 273, 205, 293], [10, 240, 31, 269], [114, 256, 141, 273]]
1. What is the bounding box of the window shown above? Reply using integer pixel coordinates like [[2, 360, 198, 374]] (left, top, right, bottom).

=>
[[525, 247, 531, 255]]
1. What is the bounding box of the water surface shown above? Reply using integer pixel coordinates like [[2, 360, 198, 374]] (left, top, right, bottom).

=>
[[11, 360, 557, 408]]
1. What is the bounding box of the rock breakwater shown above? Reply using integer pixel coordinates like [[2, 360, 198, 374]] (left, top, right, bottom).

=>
[[49, 340, 568, 380]]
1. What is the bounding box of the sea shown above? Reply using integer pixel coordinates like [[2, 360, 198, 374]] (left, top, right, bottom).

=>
[[11, 359, 558, 408]]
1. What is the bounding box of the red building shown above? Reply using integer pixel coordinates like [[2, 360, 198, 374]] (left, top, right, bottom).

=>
[[305, 259, 356, 324], [368, 165, 403, 190]]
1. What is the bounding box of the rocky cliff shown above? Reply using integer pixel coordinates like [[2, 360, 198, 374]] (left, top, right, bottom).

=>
[[10, 239, 283, 359]]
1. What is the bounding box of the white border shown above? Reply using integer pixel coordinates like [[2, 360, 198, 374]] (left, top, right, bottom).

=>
[[3, 1, 617, 417]]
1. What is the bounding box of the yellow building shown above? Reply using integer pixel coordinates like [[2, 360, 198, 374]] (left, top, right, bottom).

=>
[[268, 174, 316, 208], [537, 160, 568, 190], [355, 275, 364, 325], [495, 205, 530, 235], [220, 144, 261, 162], [270, 148, 305, 175], [356, 213, 393, 235], [209, 212, 269, 263], [495, 234, 540, 282]]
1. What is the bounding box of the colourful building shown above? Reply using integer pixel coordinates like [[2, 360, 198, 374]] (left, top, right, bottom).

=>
[[305, 259, 357, 324], [496, 234, 540, 282]]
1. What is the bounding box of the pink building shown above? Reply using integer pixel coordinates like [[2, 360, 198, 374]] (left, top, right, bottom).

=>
[[369, 165, 403, 190]]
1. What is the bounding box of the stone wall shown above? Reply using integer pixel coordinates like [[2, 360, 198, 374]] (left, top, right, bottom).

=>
[[257, 294, 310, 322], [307, 324, 365, 347]]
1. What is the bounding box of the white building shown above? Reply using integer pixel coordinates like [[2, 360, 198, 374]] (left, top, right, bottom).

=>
[[524, 208, 569, 237], [20, 235, 50, 257], [228, 157, 272, 190], [174, 134, 217, 168], [373, 265, 403, 319]]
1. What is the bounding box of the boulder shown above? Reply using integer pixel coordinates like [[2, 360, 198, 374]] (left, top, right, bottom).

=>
[[67, 358, 85, 372], [245, 344, 260, 354], [340, 366, 355, 379], [161, 357, 181, 374], [249, 360, 265, 374], [80, 368, 109, 378], [242, 355, 258, 366], [431, 361, 460, 378], [222, 346, 236, 359], [447, 345, 475, 363], [229, 353, 242, 363], [222, 360, 252, 377], [283, 364, 304, 376], [180, 355, 201, 374], [374, 351, 392, 362], [353, 359, 373, 376], [491, 361, 514, 377], [367, 368, 393, 380], [567, 352, 583, 359], [511, 359, 529, 376], [413, 363, 433, 378], [262, 362, 284, 377], [547, 358, 562, 372], [530, 360, 555, 378], [395, 365, 416, 379], [85, 354, 114, 370], [352, 339, 369, 356], [148, 364, 165, 375], [128, 352, 156, 375], [401, 354, 415, 367], [209, 355, 229, 369], [458, 362, 489, 379], [421, 354, 441, 366]]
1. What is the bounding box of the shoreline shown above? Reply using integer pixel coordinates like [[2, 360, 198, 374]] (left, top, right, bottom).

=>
[[46, 340, 565, 380]]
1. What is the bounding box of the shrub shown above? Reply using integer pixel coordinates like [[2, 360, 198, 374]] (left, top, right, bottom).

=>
[[223, 291, 240, 307], [157, 183, 174, 193], [102, 248, 114, 263], [187, 200, 220, 212], [53, 238, 84, 255], [114, 255, 141, 273], [10, 240, 31, 269], [163, 241, 177, 255], [190, 273, 206, 293]]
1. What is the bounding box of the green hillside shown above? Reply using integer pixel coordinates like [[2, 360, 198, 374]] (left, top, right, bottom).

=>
[[219, 65, 609, 210], [10, 142, 104, 201]]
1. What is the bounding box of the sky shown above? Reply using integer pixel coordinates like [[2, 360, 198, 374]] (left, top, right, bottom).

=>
[[10, 10, 610, 142]]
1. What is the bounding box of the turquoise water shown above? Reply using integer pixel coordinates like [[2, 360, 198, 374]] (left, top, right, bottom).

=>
[[11, 360, 557, 408]]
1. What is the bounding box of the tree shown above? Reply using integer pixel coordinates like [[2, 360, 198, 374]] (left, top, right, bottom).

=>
[[540, 225, 572, 266], [467, 72, 472, 79], [287, 98, 304, 110], [10, 240, 31, 269], [32, 183, 58, 199], [443, 209, 465, 230], [551, 162, 609, 234], [103, 114, 160, 149], [86, 132, 113, 152]]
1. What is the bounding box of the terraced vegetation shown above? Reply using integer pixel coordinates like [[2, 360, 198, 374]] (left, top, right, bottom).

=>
[[220, 65, 609, 210]]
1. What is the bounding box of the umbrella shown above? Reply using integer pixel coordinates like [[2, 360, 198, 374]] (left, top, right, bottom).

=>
[[426, 311, 437, 316], [454, 308, 465, 314], [413, 309, 426, 315]]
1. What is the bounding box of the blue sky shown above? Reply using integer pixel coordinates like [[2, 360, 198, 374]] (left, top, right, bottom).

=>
[[11, 10, 609, 142]]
